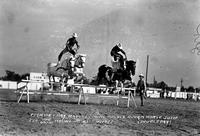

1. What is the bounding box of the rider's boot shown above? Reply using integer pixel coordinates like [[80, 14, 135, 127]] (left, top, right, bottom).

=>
[[124, 61, 126, 69], [56, 61, 61, 66], [71, 67, 75, 72], [120, 61, 125, 70], [74, 53, 78, 59], [71, 56, 76, 61]]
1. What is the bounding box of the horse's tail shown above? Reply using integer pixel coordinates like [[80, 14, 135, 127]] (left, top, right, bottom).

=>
[[47, 63, 51, 67], [47, 63, 52, 76]]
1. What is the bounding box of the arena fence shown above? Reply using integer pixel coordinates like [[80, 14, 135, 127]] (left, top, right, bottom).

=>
[[15, 80, 137, 108]]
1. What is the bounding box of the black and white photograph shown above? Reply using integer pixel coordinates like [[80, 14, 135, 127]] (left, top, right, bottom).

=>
[[0, 0, 200, 135]]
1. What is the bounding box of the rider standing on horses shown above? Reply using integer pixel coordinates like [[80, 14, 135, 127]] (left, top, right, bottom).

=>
[[57, 33, 80, 65], [110, 43, 127, 69]]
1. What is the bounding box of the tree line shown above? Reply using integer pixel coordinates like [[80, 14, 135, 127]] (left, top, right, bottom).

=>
[[0, 70, 29, 82], [147, 80, 200, 93]]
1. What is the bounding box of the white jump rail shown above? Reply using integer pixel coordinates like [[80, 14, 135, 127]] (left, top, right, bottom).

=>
[[15, 80, 137, 108]]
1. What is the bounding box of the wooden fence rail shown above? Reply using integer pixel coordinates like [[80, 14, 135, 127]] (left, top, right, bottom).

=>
[[15, 80, 137, 108]]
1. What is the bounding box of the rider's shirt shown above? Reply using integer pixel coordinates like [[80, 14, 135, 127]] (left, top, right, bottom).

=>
[[110, 45, 126, 56], [66, 37, 79, 49], [137, 79, 146, 91]]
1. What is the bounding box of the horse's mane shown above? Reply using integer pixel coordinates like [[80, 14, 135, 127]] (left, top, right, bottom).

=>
[[126, 60, 136, 76]]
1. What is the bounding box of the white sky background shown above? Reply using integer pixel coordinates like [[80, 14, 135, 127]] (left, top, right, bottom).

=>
[[0, 0, 200, 87]]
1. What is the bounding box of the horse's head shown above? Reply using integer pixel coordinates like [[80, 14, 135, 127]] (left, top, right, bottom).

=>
[[75, 54, 86, 68], [97, 64, 113, 85], [126, 60, 136, 76]]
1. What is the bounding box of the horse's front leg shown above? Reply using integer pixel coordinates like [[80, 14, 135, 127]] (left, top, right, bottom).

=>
[[114, 80, 119, 94], [60, 76, 66, 92], [48, 75, 54, 91], [52, 75, 55, 82], [120, 81, 125, 95], [48, 76, 51, 83], [115, 80, 118, 88]]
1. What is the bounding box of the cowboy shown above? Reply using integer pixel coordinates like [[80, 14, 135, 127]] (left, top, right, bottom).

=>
[[57, 33, 80, 65], [110, 43, 127, 69], [136, 74, 146, 106]]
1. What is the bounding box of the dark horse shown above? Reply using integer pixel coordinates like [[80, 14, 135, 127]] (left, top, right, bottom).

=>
[[96, 65, 113, 86], [97, 60, 136, 88], [112, 60, 136, 82]]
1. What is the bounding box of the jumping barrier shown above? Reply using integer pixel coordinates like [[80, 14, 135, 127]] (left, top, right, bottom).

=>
[[15, 80, 137, 108]]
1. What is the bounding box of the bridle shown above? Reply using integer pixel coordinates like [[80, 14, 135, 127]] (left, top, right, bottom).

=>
[[75, 55, 85, 68]]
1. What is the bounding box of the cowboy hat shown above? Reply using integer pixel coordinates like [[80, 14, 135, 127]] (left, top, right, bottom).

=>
[[139, 74, 144, 77], [72, 33, 78, 38], [117, 43, 123, 49]]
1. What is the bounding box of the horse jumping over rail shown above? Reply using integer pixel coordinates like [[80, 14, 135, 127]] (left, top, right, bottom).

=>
[[97, 59, 136, 94], [47, 54, 86, 83]]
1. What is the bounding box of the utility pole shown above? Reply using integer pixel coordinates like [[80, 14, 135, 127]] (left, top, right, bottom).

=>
[[180, 78, 183, 88], [145, 55, 149, 86], [180, 78, 183, 92]]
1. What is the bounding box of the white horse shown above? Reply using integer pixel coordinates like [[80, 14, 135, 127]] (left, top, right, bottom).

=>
[[47, 54, 86, 83]]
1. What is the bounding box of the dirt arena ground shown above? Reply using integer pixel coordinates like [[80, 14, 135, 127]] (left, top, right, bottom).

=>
[[0, 89, 199, 136]]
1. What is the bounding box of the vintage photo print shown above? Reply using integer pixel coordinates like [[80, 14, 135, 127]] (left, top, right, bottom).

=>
[[0, 0, 200, 135]]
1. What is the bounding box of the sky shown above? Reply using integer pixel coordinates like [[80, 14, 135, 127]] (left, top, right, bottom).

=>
[[0, 0, 200, 87]]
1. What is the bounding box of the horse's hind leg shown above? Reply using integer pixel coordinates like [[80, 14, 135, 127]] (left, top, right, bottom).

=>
[[48, 76, 53, 91], [53, 76, 55, 82], [113, 80, 119, 94]]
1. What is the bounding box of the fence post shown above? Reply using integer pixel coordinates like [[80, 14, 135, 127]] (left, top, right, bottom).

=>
[[50, 82, 53, 91], [195, 89, 197, 101], [127, 91, 130, 107], [27, 86, 29, 103], [164, 89, 166, 98], [184, 89, 186, 100], [61, 82, 64, 92], [131, 92, 137, 108], [82, 86, 86, 104], [117, 89, 119, 106], [78, 87, 82, 104], [175, 91, 177, 99]]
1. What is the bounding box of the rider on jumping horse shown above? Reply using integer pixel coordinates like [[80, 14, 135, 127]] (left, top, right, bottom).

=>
[[110, 43, 127, 69], [57, 33, 80, 65]]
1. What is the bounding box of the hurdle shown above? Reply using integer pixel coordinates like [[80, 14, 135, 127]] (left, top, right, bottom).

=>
[[15, 80, 137, 108], [70, 84, 137, 108], [16, 81, 29, 103], [15, 80, 83, 104]]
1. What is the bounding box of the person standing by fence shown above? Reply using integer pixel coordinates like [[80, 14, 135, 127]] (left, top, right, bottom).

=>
[[136, 74, 146, 106]]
